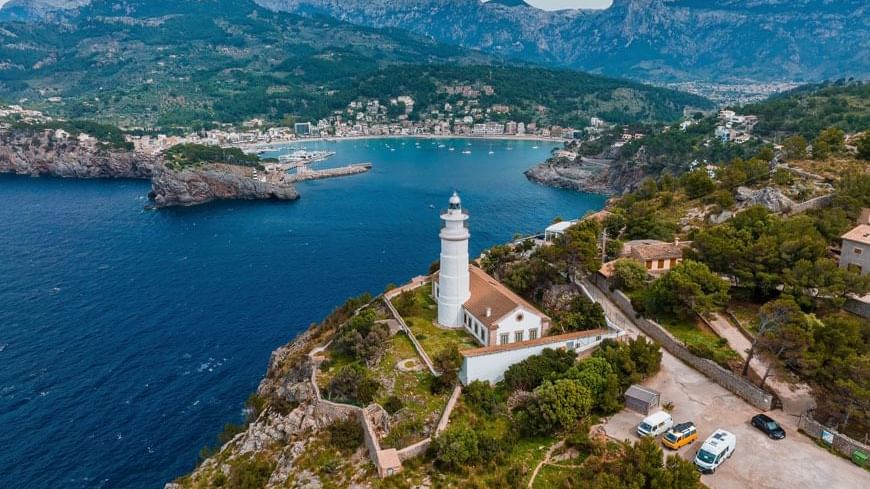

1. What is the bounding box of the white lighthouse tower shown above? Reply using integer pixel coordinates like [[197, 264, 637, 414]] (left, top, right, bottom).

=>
[[436, 192, 471, 327]]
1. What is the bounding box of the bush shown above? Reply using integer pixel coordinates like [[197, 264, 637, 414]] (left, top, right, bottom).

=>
[[327, 416, 364, 453], [463, 380, 499, 415], [326, 363, 381, 405], [383, 395, 404, 414], [222, 453, 276, 489], [503, 348, 577, 392], [611, 258, 648, 292], [431, 426, 479, 471]]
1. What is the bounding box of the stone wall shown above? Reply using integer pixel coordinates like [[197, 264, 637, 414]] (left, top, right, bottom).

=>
[[788, 193, 834, 214], [397, 439, 431, 462], [843, 296, 870, 319], [589, 273, 774, 411], [799, 414, 870, 462]]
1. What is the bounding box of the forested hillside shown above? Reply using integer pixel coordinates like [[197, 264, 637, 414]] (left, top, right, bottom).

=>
[[0, 0, 711, 129]]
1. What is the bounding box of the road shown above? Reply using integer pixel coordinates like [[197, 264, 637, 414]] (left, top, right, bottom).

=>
[[582, 279, 869, 489]]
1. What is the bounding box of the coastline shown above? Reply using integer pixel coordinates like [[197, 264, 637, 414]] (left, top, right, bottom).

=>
[[234, 133, 568, 151]]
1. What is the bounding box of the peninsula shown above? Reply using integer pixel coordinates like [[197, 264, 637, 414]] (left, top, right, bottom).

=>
[[0, 123, 371, 208]]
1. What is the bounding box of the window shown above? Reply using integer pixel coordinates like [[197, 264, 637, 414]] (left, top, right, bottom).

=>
[[670, 258, 678, 267], [855, 247, 863, 255], [481, 330, 486, 343], [657, 259, 665, 269], [645, 260, 653, 269], [516, 312, 524, 322], [474, 323, 479, 335], [529, 328, 538, 340], [515, 331, 523, 343], [500, 333, 509, 345]]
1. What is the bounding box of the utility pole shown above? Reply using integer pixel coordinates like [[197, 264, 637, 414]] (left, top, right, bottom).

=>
[[601, 229, 608, 264]]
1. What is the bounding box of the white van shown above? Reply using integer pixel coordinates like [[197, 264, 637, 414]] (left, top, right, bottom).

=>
[[636, 411, 673, 437], [694, 429, 736, 473]]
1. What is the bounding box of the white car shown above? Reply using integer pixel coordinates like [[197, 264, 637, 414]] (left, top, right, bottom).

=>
[[694, 429, 736, 473], [636, 411, 673, 437]]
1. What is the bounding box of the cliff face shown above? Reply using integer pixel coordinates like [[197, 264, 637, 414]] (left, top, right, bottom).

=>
[[0, 131, 158, 179], [0, 129, 300, 208], [149, 164, 299, 208]]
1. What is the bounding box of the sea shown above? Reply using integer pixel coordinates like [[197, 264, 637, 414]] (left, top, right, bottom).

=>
[[0, 137, 605, 488]]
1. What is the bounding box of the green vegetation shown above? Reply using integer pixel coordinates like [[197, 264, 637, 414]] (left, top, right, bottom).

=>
[[393, 285, 479, 353], [9, 119, 132, 150], [636, 260, 730, 319], [0, 0, 710, 129], [164, 143, 261, 170], [743, 81, 870, 139]]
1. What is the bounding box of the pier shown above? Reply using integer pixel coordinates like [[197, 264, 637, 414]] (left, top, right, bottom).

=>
[[264, 162, 372, 184]]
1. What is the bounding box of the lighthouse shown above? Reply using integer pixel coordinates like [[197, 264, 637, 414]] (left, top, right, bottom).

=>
[[436, 192, 471, 327]]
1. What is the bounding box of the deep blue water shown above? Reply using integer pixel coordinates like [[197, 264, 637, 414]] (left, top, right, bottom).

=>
[[0, 138, 605, 489]]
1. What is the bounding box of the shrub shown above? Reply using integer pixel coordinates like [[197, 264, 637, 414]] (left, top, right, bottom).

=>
[[463, 380, 499, 415], [383, 395, 404, 414], [611, 258, 648, 292], [431, 426, 479, 471], [327, 416, 364, 453], [503, 348, 576, 392], [326, 363, 381, 405]]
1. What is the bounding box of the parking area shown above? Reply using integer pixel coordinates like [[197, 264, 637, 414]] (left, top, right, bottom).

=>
[[602, 353, 869, 489]]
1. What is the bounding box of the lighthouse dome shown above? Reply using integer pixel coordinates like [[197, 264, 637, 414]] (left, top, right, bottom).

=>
[[448, 191, 461, 208]]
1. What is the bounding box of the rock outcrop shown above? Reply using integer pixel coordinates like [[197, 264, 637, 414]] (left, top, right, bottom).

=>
[[524, 156, 616, 195], [148, 164, 299, 208], [0, 131, 158, 179], [0, 129, 301, 208], [735, 186, 796, 213]]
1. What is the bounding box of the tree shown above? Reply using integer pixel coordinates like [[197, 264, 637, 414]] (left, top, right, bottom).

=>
[[551, 219, 602, 281], [857, 132, 870, 160], [784, 258, 869, 309], [432, 426, 479, 471], [812, 127, 845, 160], [741, 298, 801, 377], [612, 258, 648, 291], [463, 380, 499, 415], [641, 260, 730, 318], [333, 308, 390, 366], [480, 244, 515, 279], [527, 379, 593, 433], [781, 135, 807, 160], [503, 348, 577, 392], [551, 296, 606, 334], [680, 169, 715, 199]]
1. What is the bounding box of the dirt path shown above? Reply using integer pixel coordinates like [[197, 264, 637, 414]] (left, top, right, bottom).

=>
[[527, 440, 564, 488]]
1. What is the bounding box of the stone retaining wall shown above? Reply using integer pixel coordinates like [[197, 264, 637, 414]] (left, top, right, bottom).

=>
[[383, 292, 439, 376], [799, 414, 870, 462], [788, 193, 834, 214], [589, 273, 774, 411]]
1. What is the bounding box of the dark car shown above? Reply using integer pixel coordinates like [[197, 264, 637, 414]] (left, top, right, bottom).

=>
[[751, 414, 786, 439]]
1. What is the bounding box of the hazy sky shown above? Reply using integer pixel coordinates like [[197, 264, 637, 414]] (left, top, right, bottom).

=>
[[0, 1, 616, 9]]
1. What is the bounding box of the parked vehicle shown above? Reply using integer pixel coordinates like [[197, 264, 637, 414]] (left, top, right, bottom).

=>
[[694, 429, 736, 473], [637, 411, 673, 437], [662, 421, 698, 449], [751, 414, 786, 440]]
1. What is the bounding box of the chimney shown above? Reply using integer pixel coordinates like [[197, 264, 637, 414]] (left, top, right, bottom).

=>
[[486, 307, 492, 318], [674, 237, 680, 246]]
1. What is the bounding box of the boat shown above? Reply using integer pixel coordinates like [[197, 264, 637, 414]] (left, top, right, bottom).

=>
[[461, 149, 472, 154], [438, 143, 446, 148], [532, 145, 539, 149], [448, 147, 455, 151], [278, 150, 335, 163]]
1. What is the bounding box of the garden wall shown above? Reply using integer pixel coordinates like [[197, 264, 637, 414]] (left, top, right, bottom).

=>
[[589, 273, 774, 411], [799, 414, 870, 463]]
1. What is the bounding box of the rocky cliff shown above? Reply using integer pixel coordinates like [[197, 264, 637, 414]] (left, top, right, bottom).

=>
[[0, 130, 158, 179], [149, 164, 299, 208], [0, 129, 300, 208]]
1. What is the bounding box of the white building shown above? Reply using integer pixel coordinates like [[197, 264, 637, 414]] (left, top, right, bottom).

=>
[[425, 192, 624, 385]]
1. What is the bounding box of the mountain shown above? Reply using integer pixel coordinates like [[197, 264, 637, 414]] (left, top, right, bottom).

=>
[[252, 0, 869, 83], [0, 0, 711, 128]]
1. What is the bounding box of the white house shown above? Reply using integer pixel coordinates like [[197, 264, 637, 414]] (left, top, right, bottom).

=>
[[428, 192, 623, 385]]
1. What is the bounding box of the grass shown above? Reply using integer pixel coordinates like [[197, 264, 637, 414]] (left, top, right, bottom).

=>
[[394, 284, 479, 355], [656, 313, 742, 368], [375, 333, 450, 449]]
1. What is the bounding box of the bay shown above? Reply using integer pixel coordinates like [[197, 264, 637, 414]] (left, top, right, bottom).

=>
[[0, 137, 605, 488]]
